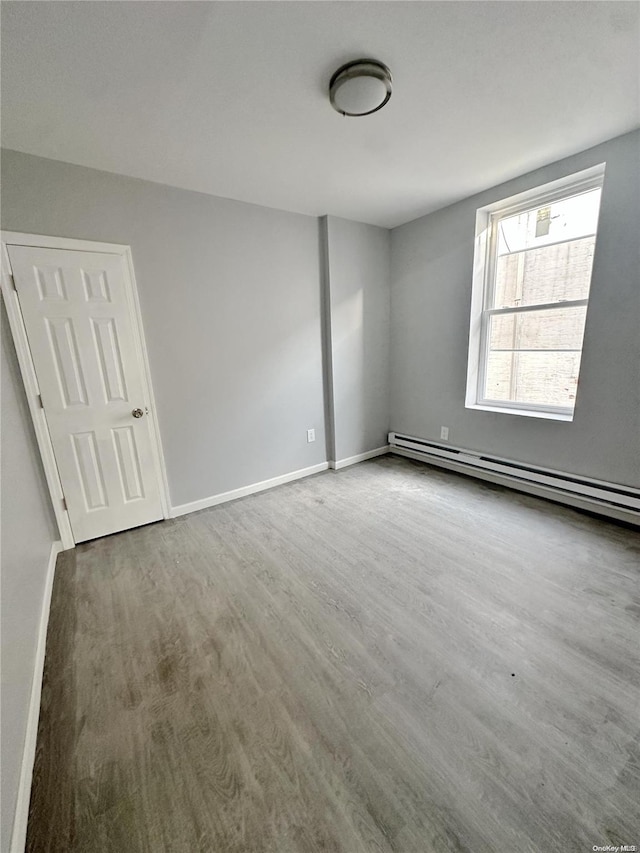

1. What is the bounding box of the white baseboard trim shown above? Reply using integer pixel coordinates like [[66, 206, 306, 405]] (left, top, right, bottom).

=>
[[170, 462, 329, 518], [329, 446, 390, 471], [10, 540, 63, 853]]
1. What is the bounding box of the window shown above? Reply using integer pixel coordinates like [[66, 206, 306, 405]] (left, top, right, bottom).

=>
[[465, 164, 605, 421]]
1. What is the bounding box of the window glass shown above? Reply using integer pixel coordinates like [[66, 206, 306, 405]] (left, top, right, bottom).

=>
[[484, 306, 587, 406], [484, 350, 582, 407], [496, 188, 601, 255], [493, 236, 596, 309]]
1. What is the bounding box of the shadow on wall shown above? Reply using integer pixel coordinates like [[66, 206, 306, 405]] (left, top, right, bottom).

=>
[[333, 288, 366, 446]]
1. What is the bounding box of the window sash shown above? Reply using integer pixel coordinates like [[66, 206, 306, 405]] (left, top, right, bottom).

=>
[[477, 235, 590, 411], [484, 298, 588, 317], [486, 174, 604, 223], [476, 396, 576, 416]]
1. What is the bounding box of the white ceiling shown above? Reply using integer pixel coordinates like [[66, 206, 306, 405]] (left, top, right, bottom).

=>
[[2, 1, 639, 228]]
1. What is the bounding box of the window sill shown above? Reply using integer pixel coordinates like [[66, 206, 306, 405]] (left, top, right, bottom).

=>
[[465, 403, 574, 422]]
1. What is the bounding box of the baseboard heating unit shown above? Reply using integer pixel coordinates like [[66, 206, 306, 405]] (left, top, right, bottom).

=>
[[388, 432, 640, 526]]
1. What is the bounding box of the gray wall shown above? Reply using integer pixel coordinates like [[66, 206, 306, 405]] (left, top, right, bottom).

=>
[[324, 216, 390, 462], [1, 303, 58, 853], [390, 130, 640, 487], [1, 150, 327, 507]]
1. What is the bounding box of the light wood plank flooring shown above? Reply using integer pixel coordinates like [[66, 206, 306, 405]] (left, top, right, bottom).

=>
[[27, 456, 640, 852]]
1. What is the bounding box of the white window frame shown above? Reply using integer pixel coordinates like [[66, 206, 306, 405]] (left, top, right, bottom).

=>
[[465, 163, 606, 422]]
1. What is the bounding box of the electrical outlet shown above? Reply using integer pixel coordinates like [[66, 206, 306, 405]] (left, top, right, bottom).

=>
[[307, 428, 316, 443], [440, 426, 449, 441]]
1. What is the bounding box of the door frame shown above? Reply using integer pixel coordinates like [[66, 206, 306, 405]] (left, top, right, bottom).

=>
[[1, 231, 171, 549]]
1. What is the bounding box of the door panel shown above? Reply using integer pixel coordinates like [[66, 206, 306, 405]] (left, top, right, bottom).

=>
[[72, 431, 108, 510], [47, 316, 89, 406], [92, 317, 128, 402], [8, 245, 164, 542], [112, 426, 145, 501]]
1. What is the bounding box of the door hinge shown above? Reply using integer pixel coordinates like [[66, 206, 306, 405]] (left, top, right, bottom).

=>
[[62, 497, 68, 512], [37, 394, 44, 409], [9, 274, 17, 292]]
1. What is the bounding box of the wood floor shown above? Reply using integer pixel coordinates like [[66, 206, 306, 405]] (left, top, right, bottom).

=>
[[27, 456, 640, 853]]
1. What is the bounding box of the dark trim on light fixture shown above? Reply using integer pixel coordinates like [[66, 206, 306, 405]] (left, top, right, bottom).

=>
[[329, 58, 393, 117]]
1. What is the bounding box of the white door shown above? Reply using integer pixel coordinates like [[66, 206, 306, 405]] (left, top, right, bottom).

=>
[[8, 245, 164, 542]]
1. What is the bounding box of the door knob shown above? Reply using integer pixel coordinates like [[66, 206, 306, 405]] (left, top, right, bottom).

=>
[[132, 408, 144, 418]]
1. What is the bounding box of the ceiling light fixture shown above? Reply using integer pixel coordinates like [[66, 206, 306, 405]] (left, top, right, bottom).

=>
[[329, 59, 392, 117]]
